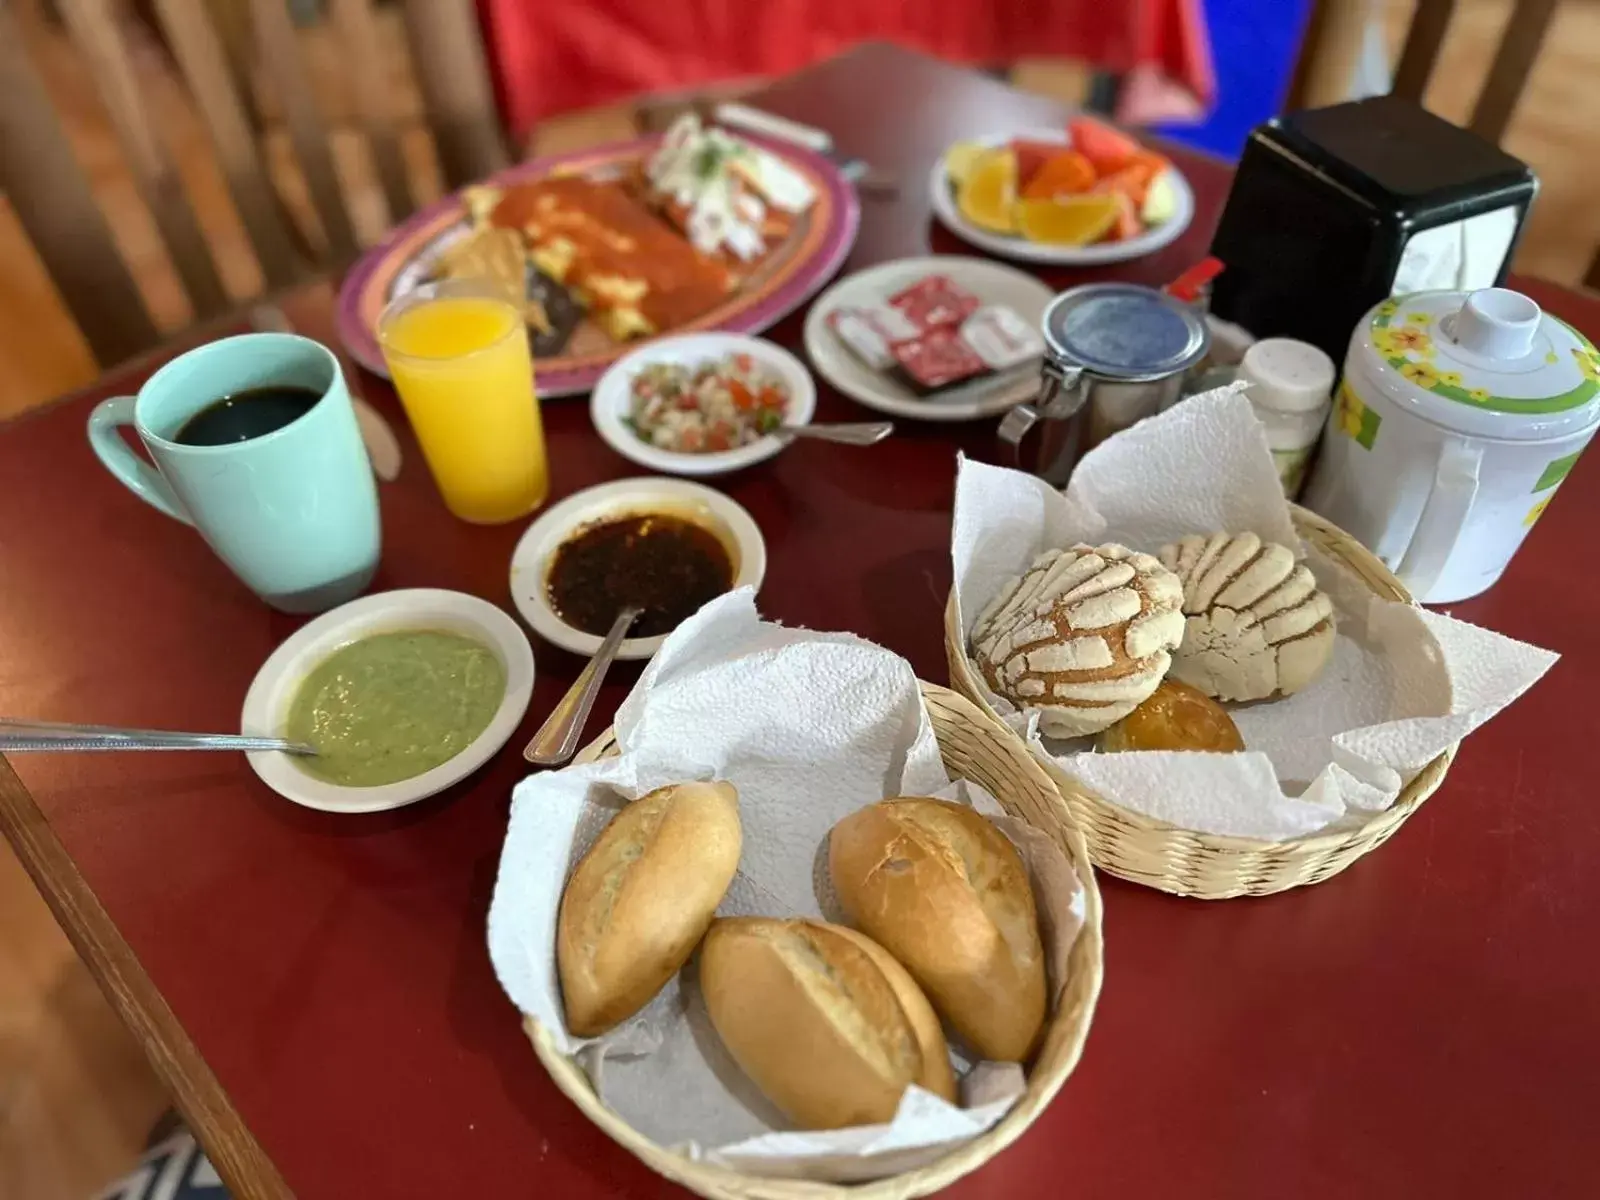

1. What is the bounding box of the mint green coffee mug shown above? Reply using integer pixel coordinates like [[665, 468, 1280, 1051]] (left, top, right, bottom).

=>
[[88, 334, 381, 614]]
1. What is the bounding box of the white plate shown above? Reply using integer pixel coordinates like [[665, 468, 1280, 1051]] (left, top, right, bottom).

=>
[[928, 128, 1195, 266], [509, 477, 766, 660], [590, 333, 817, 476], [802, 256, 1054, 422], [241, 589, 535, 813]]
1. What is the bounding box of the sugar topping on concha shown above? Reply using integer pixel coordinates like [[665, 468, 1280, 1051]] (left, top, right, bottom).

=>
[[1157, 532, 1335, 702], [970, 543, 1186, 738]]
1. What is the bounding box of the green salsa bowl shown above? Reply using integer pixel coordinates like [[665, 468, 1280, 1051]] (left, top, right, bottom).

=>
[[242, 589, 535, 812]]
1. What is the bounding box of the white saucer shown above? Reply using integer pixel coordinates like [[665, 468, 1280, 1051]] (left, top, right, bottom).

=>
[[590, 333, 817, 476], [241, 589, 535, 813], [802, 256, 1054, 422], [509, 478, 766, 660], [928, 128, 1195, 266]]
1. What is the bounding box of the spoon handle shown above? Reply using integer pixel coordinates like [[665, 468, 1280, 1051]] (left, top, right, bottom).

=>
[[0, 720, 312, 754], [779, 421, 894, 446], [524, 608, 642, 766]]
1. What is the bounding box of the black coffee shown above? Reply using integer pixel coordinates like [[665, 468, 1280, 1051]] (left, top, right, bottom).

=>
[[175, 386, 320, 446]]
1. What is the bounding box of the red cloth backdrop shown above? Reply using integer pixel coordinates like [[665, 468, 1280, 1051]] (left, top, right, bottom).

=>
[[476, 0, 1215, 142]]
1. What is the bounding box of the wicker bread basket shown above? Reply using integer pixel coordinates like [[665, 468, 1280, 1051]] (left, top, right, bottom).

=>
[[522, 682, 1105, 1199], [944, 505, 1457, 900]]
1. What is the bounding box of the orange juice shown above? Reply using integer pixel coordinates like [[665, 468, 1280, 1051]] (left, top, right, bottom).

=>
[[378, 282, 548, 524]]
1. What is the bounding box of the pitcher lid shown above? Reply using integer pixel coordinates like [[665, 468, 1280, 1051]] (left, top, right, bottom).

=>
[[1042, 283, 1209, 382], [1360, 288, 1600, 440]]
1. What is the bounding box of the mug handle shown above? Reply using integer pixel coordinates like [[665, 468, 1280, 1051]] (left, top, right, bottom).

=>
[[1397, 436, 1482, 600], [87, 397, 192, 525]]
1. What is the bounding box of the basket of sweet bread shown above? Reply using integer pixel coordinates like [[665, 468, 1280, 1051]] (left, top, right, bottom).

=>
[[944, 390, 1557, 899], [489, 594, 1103, 1197]]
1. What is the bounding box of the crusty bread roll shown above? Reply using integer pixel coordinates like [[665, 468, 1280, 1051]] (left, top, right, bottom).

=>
[[970, 543, 1186, 737], [557, 781, 740, 1037], [699, 918, 956, 1130], [829, 798, 1046, 1062]]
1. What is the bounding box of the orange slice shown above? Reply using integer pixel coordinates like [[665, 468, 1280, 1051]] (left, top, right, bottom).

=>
[[1016, 193, 1121, 246], [1021, 150, 1097, 199], [1010, 139, 1063, 189], [957, 149, 1018, 233], [944, 141, 988, 188]]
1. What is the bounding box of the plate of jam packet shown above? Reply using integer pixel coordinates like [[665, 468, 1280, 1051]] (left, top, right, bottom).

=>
[[802, 256, 1052, 422]]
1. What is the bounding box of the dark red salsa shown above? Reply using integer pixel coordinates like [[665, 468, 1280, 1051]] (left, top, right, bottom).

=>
[[546, 512, 735, 638]]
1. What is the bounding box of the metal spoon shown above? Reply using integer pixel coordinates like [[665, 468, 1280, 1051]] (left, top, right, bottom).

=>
[[524, 606, 643, 766], [0, 718, 314, 755], [773, 421, 894, 446]]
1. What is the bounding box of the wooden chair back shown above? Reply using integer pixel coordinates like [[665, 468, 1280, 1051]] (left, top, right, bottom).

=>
[[1291, 0, 1598, 291], [1291, 0, 1559, 142], [0, 0, 507, 368]]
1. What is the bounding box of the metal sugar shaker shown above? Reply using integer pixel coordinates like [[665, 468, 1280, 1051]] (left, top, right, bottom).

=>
[[999, 283, 1210, 486]]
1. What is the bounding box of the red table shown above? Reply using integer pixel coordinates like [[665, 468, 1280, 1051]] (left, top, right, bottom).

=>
[[3, 45, 1598, 1200]]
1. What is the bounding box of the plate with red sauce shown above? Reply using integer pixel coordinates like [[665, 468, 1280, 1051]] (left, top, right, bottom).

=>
[[509, 478, 767, 659]]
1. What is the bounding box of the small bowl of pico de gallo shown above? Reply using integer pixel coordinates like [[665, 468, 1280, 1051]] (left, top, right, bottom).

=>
[[589, 333, 817, 476]]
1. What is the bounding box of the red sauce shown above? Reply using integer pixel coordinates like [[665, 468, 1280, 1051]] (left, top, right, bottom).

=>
[[546, 512, 735, 638]]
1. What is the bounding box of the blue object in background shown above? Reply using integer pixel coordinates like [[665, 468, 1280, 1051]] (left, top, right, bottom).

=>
[[1156, 0, 1314, 160]]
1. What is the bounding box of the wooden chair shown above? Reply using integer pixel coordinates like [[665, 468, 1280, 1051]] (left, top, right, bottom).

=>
[[1290, 0, 1597, 290], [0, 0, 507, 368]]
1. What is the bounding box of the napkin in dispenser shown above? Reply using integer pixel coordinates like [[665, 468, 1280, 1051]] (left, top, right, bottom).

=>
[[1209, 94, 1537, 368]]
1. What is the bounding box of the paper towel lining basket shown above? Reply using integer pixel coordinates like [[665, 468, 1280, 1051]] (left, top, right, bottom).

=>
[[519, 682, 1104, 1199], [944, 505, 1457, 900]]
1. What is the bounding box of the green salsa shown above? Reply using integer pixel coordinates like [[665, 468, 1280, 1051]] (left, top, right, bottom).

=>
[[286, 630, 506, 787]]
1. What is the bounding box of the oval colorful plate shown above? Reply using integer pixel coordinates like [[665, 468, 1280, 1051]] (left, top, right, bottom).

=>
[[338, 133, 860, 397]]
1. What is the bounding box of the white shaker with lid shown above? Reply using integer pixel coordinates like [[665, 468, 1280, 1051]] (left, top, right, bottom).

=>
[[1304, 287, 1600, 603], [1237, 337, 1335, 496]]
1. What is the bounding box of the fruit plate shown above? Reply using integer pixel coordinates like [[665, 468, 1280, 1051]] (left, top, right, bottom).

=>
[[929, 127, 1194, 267]]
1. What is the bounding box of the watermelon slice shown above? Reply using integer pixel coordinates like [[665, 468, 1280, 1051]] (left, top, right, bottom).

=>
[[1106, 192, 1142, 241], [1067, 116, 1142, 175]]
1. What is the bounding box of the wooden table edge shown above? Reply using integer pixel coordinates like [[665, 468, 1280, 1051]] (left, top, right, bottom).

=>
[[0, 756, 293, 1200]]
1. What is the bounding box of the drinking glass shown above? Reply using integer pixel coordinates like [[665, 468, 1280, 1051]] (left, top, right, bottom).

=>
[[378, 279, 549, 523]]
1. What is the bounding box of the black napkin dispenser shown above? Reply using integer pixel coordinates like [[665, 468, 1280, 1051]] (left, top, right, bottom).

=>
[[1208, 94, 1537, 365]]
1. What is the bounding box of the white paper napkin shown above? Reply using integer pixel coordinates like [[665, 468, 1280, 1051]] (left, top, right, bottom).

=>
[[487, 590, 1085, 1181], [951, 389, 1558, 841]]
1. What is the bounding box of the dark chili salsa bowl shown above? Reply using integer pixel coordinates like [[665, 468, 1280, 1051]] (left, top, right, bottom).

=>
[[508, 478, 767, 660]]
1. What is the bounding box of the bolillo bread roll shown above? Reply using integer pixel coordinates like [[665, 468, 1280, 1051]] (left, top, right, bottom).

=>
[[557, 781, 741, 1037], [829, 799, 1046, 1062], [699, 918, 956, 1130]]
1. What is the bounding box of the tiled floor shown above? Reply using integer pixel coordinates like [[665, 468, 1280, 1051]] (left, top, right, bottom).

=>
[[1, 2, 1596, 1196]]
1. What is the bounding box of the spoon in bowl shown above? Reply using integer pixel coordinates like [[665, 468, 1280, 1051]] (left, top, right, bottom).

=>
[[0, 718, 314, 755], [524, 606, 643, 766], [773, 420, 893, 446]]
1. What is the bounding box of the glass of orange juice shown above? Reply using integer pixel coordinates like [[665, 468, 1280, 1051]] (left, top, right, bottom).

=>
[[377, 279, 549, 524]]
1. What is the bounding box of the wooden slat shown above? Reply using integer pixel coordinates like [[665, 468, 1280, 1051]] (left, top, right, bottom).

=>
[[1391, 0, 1456, 102], [1286, 0, 1370, 111], [1469, 0, 1559, 145], [399, 0, 506, 187], [56, 0, 230, 321], [0, 760, 293, 1200], [0, 5, 158, 366], [247, 0, 360, 263], [151, 0, 302, 289], [329, 0, 415, 222]]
